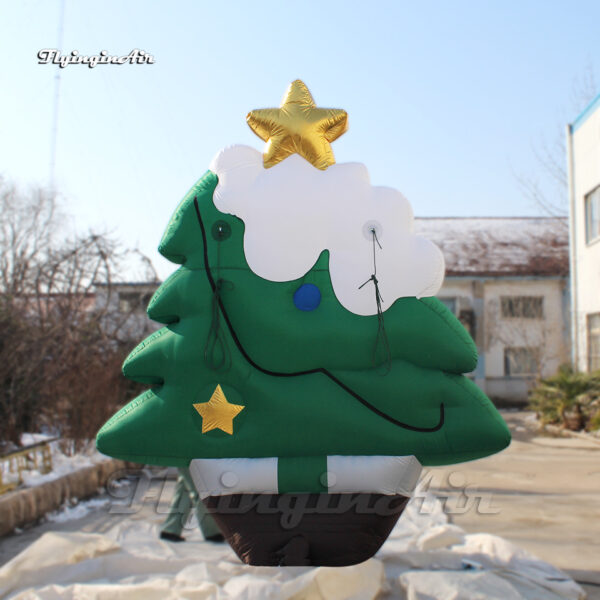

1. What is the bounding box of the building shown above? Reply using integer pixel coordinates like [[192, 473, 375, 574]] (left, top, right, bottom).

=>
[[415, 217, 570, 404], [94, 281, 161, 343], [567, 93, 600, 373], [107, 217, 570, 404]]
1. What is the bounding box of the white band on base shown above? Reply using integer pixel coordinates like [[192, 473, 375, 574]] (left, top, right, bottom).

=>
[[189, 455, 422, 499]]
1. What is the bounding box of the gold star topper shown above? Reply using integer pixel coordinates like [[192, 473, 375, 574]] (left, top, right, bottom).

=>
[[193, 385, 244, 435], [247, 79, 348, 170]]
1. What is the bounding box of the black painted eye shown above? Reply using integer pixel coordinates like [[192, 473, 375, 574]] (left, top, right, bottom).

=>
[[211, 220, 231, 241], [293, 284, 321, 311]]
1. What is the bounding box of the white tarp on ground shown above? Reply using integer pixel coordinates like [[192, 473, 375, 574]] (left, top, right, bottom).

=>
[[0, 492, 584, 600]]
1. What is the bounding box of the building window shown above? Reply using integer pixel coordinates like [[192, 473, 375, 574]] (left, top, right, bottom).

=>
[[504, 347, 539, 376], [585, 185, 600, 244], [439, 297, 457, 314], [501, 296, 544, 319], [458, 309, 476, 340], [588, 313, 600, 372]]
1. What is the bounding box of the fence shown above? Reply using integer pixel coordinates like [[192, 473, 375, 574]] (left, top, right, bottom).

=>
[[0, 438, 58, 494]]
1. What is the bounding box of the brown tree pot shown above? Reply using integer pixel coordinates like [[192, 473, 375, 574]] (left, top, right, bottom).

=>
[[563, 409, 584, 431], [203, 492, 409, 566]]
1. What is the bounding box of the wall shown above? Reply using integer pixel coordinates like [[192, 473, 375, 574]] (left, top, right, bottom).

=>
[[438, 277, 570, 404], [0, 459, 135, 538], [483, 279, 569, 378], [94, 284, 161, 343], [570, 102, 600, 371], [101, 277, 570, 405]]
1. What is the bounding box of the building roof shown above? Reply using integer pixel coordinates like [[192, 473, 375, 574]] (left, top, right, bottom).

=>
[[572, 92, 600, 132], [414, 217, 569, 277], [102, 217, 569, 284]]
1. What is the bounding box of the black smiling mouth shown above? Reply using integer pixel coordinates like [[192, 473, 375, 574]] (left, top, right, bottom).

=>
[[194, 197, 444, 433]]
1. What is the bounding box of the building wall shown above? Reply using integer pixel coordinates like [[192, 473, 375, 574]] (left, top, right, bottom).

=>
[[570, 99, 600, 372], [104, 274, 570, 405], [95, 283, 161, 344], [483, 279, 569, 377], [438, 277, 570, 403]]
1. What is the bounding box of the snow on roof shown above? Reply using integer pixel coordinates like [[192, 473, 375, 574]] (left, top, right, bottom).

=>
[[103, 218, 569, 285], [413, 217, 569, 277]]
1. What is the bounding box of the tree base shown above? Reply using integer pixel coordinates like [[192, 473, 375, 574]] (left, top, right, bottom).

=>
[[203, 492, 409, 566]]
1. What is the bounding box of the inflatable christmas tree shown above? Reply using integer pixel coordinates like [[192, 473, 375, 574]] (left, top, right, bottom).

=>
[[97, 80, 510, 566]]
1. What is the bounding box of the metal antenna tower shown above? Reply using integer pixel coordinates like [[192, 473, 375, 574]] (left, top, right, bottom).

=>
[[49, 0, 66, 193]]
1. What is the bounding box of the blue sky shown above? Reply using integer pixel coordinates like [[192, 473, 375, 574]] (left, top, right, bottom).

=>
[[0, 0, 598, 279]]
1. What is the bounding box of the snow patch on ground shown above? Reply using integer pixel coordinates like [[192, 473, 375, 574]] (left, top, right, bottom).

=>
[[19, 433, 54, 446], [46, 497, 110, 524]]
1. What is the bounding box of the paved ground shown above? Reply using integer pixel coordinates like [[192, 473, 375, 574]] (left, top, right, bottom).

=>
[[428, 411, 600, 598], [1, 411, 599, 598]]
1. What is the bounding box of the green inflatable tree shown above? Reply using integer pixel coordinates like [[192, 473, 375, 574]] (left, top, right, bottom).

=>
[[97, 80, 510, 566], [97, 169, 509, 466]]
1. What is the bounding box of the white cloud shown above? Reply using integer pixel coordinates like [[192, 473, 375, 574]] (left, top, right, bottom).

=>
[[210, 146, 444, 316]]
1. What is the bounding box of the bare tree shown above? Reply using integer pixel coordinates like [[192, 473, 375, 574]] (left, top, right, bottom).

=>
[[513, 64, 597, 219], [0, 179, 156, 450]]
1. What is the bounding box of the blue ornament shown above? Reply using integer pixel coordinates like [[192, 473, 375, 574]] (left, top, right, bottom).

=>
[[293, 283, 321, 311]]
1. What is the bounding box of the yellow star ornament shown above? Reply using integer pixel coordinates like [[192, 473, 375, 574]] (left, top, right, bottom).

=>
[[247, 79, 348, 170], [193, 385, 244, 435]]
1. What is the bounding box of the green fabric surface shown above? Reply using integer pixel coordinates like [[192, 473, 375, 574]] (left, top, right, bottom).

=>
[[278, 456, 328, 494], [97, 170, 511, 473]]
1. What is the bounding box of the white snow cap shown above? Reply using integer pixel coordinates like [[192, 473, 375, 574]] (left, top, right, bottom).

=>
[[210, 145, 444, 316]]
